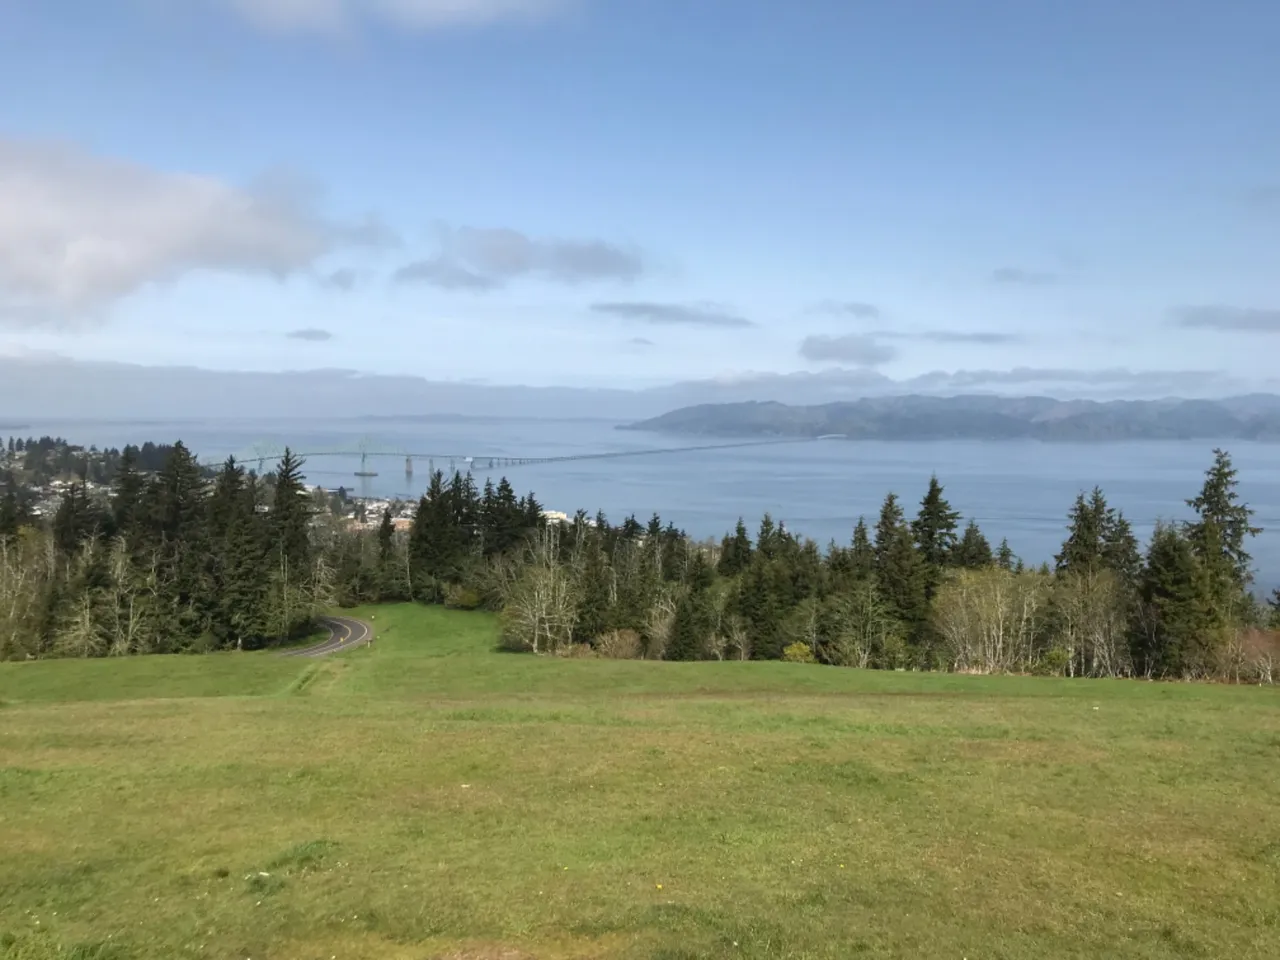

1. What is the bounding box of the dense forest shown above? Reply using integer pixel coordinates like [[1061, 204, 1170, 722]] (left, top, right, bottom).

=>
[[1, 441, 1278, 681]]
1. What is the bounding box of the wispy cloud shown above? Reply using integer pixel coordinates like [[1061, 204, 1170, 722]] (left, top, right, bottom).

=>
[[219, 0, 571, 34], [323, 268, 358, 291], [799, 334, 898, 367], [591, 302, 754, 328], [1170, 305, 1280, 333], [807, 300, 882, 320], [875, 329, 1023, 345], [990, 267, 1058, 286], [0, 137, 387, 324], [286, 328, 334, 342], [393, 256, 501, 291], [910, 366, 1232, 392], [449, 226, 644, 284], [394, 226, 644, 292], [628, 336, 655, 347]]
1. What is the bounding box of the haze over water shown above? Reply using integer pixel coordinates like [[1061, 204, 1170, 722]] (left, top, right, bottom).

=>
[[24, 417, 1280, 593]]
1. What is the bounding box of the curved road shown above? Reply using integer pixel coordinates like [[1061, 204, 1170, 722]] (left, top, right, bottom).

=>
[[282, 616, 372, 658]]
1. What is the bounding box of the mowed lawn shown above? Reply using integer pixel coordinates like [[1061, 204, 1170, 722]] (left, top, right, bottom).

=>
[[1, 607, 1279, 960]]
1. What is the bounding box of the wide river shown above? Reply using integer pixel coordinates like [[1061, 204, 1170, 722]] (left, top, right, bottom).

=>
[[19, 417, 1280, 593]]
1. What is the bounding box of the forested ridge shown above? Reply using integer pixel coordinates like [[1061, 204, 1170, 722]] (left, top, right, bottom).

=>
[[626, 395, 1280, 441], [2, 440, 1278, 681]]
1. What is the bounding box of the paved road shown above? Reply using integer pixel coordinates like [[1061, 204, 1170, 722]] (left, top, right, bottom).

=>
[[281, 616, 372, 658]]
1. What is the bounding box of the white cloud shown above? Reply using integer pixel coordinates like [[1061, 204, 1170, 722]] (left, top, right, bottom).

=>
[[0, 138, 384, 323], [220, 0, 569, 33]]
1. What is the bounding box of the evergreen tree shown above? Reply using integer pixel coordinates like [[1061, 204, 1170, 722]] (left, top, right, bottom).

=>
[[207, 457, 247, 543], [850, 517, 875, 580], [1137, 522, 1222, 677], [790, 538, 826, 602], [0, 473, 18, 544], [735, 556, 786, 660], [220, 511, 270, 649], [955, 519, 993, 569], [995, 537, 1016, 571], [685, 548, 716, 591], [912, 475, 960, 571], [111, 446, 146, 538], [148, 441, 210, 648], [873, 494, 905, 572], [574, 542, 614, 644], [52, 484, 86, 555], [756, 513, 780, 561], [270, 449, 312, 572], [718, 518, 753, 576], [1269, 588, 1280, 630], [410, 471, 450, 598], [149, 441, 206, 544], [1185, 448, 1261, 589], [666, 587, 712, 661], [377, 508, 394, 563], [483, 477, 525, 555], [873, 494, 928, 638], [1056, 487, 1140, 585], [1102, 510, 1142, 587], [1056, 490, 1105, 573]]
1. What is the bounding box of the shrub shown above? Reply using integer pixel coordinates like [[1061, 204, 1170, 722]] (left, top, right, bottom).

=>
[[443, 585, 483, 610], [596, 629, 643, 660], [781, 641, 816, 664], [1037, 647, 1071, 676]]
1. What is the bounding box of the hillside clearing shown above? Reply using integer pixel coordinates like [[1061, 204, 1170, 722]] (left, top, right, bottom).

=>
[[2, 604, 1278, 959]]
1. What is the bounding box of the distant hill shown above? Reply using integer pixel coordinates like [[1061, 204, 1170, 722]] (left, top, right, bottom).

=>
[[622, 395, 1280, 441]]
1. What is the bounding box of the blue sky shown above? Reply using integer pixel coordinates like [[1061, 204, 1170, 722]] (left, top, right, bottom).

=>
[[1, 0, 1278, 394]]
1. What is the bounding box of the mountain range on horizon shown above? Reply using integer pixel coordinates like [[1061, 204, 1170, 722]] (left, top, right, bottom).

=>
[[624, 395, 1280, 442], [3, 354, 1278, 423]]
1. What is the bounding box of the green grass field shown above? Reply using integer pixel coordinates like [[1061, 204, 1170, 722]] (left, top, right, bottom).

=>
[[2, 605, 1278, 960]]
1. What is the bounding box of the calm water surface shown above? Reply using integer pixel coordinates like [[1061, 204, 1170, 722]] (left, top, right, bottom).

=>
[[20, 417, 1280, 592]]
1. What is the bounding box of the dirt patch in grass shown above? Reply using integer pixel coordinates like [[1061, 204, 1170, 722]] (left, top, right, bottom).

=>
[[433, 948, 536, 960]]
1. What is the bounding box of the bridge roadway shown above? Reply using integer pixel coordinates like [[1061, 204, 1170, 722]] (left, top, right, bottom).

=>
[[216, 436, 841, 470]]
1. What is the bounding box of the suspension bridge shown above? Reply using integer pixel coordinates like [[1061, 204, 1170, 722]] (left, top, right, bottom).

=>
[[203, 435, 845, 481]]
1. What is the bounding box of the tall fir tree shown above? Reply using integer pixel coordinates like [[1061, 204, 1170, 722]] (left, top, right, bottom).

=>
[[873, 494, 905, 572], [270, 448, 312, 571], [911, 476, 960, 572], [995, 537, 1016, 571], [149, 441, 211, 648], [377, 508, 395, 563], [410, 471, 450, 597], [1055, 487, 1140, 584], [220, 510, 270, 649], [756, 513, 780, 561], [1185, 448, 1261, 590], [574, 541, 614, 644], [1137, 522, 1222, 677], [1102, 509, 1142, 587], [873, 493, 928, 637], [111, 446, 146, 539], [850, 517, 876, 580], [1056, 490, 1105, 573], [207, 457, 247, 543]]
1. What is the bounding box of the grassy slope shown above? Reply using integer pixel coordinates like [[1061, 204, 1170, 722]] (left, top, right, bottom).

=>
[[0, 604, 1277, 960]]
